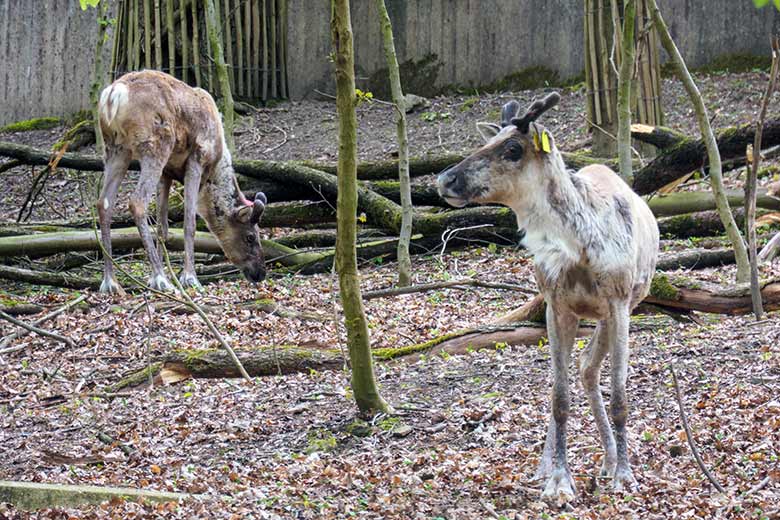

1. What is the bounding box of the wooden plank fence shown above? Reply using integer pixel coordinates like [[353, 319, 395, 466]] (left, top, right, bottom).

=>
[[109, 0, 287, 101]]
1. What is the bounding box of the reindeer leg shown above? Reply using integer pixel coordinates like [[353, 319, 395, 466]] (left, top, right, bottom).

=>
[[130, 156, 175, 292], [540, 304, 579, 504], [156, 175, 172, 246], [608, 303, 636, 491], [179, 159, 203, 290], [97, 146, 130, 295], [580, 322, 617, 478]]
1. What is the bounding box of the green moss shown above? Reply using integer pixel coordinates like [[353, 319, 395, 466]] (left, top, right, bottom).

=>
[[363, 53, 443, 99], [486, 65, 561, 92], [306, 429, 338, 454], [53, 120, 94, 151], [111, 362, 163, 391], [666, 53, 773, 77], [344, 419, 373, 438], [649, 274, 681, 301], [1, 117, 61, 133], [373, 331, 466, 360], [377, 416, 401, 432]]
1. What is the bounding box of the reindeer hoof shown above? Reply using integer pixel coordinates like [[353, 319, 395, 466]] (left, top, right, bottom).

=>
[[612, 465, 637, 492], [532, 457, 554, 482], [179, 273, 203, 291], [148, 274, 176, 293], [600, 455, 617, 478], [541, 468, 576, 506], [99, 277, 126, 296]]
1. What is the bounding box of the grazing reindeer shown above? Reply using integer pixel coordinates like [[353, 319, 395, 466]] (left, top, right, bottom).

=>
[[437, 93, 659, 503], [97, 70, 266, 294]]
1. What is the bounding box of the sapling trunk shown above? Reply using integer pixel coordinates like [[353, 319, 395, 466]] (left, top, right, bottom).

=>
[[375, 0, 412, 287], [648, 0, 750, 283], [331, 0, 389, 414], [204, 0, 235, 152], [616, 0, 636, 183]]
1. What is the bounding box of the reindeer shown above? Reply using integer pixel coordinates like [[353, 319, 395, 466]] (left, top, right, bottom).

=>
[[97, 70, 266, 294], [437, 93, 659, 503]]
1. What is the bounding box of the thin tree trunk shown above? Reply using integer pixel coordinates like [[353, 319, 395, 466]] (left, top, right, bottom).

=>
[[180, 0, 188, 83], [144, 0, 152, 68], [204, 0, 235, 152], [154, 0, 163, 69], [191, 0, 201, 87], [746, 37, 779, 319], [166, 0, 175, 75], [90, 0, 110, 152], [616, 0, 635, 182], [648, 0, 750, 283], [375, 0, 412, 287], [223, 0, 235, 91], [331, 0, 389, 414]]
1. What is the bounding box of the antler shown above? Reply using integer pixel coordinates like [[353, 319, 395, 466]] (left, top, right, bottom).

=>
[[500, 100, 521, 127], [511, 92, 561, 133], [250, 192, 267, 225]]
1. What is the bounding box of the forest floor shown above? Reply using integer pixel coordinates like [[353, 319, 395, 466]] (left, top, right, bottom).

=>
[[0, 70, 779, 518]]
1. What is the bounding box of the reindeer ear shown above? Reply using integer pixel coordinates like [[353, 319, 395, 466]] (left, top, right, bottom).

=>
[[234, 205, 253, 224], [476, 122, 501, 142]]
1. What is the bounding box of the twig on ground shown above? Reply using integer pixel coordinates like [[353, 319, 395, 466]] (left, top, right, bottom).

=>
[[143, 294, 155, 390], [0, 310, 75, 350], [744, 476, 772, 497], [362, 278, 535, 300], [669, 364, 727, 494], [0, 293, 88, 350]]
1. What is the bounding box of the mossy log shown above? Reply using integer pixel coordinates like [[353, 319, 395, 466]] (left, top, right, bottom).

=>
[[655, 248, 736, 270], [631, 119, 780, 195], [0, 480, 188, 511], [630, 124, 687, 150], [657, 208, 779, 238], [648, 189, 780, 217], [112, 324, 586, 387], [645, 276, 780, 314]]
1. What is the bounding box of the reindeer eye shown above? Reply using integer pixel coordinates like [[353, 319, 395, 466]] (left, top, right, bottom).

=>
[[245, 234, 256, 245], [502, 141, 524, 162]]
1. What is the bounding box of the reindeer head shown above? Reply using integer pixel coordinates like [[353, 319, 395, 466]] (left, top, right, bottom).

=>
[[220, 190, 267, 283], [199, 170, 268, 283], [437, 92, 561, 208]]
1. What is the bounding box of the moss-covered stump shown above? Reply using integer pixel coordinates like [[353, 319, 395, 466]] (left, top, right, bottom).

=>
[[0, 480, 188, 511]]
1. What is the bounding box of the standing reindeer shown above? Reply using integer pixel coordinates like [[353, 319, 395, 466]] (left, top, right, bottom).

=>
[[97, 70, 266, 294], [437, 93, 659, 503]]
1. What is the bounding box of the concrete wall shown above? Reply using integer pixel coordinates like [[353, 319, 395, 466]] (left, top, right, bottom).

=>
[[0, 1, 117, 126], [288, 0, 780, 99], [1, 1, 778, 125]]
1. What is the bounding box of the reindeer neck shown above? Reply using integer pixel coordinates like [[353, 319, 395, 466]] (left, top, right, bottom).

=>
[[197, 151, 244, 235], [513, 150, 596, 272]]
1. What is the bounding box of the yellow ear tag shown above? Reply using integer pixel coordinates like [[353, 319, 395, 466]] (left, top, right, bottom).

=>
[[541, 131, 551, 153], [533, 132, 541, 152]]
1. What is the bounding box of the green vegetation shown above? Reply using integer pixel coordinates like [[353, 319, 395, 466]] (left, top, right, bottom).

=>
[[306, 429, 338, 453], [372, 331, 466, 360], [649, 274, 681, 301], [662, 53, 772, 77], [0, 117, 61, 133]]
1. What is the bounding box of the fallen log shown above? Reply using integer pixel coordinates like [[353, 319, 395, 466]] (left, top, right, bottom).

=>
[[630, 124, 688, 150], [631, 119, 780, 195], [110, 323, 581, 388], [645, 276, 780, 314], [655, 248, 736, 270], [648, 189, 780, 217], [0, 141, 618, 182], [657, 208, 779, 238]]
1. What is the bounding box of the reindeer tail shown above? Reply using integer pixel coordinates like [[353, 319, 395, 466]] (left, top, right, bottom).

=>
[[98, 82, 129, 130]]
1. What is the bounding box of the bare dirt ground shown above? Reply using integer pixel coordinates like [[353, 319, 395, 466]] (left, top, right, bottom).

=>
[[1, 71, 780, 518]]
